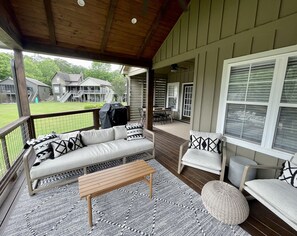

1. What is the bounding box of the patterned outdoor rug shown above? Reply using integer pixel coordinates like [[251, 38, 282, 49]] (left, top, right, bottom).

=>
[[2, 159, 250, 236]]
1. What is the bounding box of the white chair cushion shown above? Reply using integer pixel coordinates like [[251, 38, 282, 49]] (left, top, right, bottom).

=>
[[113, 125, 127, 140], [81, 128, 114, 145], [58, 130, 80, 140], [245, 179, 297, 225], [182, 149, 222, 173]]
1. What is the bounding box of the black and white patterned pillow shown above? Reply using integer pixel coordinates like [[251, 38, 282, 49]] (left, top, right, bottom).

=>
[[278, 161, 297, 188], [24, 133, 58, 166], [189, 131, 222, 154], [125, 123, 144, 141], [51, 134, 84, 158]]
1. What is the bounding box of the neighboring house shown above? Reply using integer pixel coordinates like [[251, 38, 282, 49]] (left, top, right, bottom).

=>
[[51, 72, 113, 103], [0, 77, 50, 103], [51, 72, 83, 102]]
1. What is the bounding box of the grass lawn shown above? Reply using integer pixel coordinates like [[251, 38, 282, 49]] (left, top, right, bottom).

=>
[[0, 101, 104, 177], [0, 102, 103, 128]]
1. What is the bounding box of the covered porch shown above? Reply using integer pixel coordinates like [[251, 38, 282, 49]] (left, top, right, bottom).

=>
[[1, 0, 297, 235]]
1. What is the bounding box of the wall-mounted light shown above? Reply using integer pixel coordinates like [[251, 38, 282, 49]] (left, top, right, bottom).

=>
[[77, 0, 85, 7], [131, 18, 137, 24]]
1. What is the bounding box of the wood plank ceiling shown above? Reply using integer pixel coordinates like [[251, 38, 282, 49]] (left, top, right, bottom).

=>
[[0, 0, 190, 67]]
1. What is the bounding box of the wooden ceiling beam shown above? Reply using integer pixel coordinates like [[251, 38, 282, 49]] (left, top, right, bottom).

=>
[[0, 0, 22, 49], [22, 39, 152, 68], [137, 0, 170, 58], [43, 0, 56, 45], [100, 0, 119, 53]]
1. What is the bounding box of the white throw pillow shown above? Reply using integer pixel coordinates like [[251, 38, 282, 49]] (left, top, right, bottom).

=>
[[189, 130, 223, 154], [80, 128, 115, 145], [278, 161, 297, 188], [126, 123, 144, 141], [113, 125, 127, 140]]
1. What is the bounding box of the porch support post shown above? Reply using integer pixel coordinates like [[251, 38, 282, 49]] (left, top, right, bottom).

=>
[[13, 50, 30, 116], [145, 68, 154, 130]]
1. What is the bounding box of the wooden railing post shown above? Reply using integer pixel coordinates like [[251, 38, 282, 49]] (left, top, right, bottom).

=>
[[93, 109, 100, 130], [1, 138, 10, 170], [28, 117, 36, 139]]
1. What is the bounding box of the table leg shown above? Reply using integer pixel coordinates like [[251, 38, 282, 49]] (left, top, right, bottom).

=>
[[149, 173, 153, 199], [87, 195, 92, 227]]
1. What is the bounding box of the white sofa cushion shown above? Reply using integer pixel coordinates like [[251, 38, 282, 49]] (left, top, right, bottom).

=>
[[58, 130, 80, 140], [113, 125, 127, 140], [30, 138, 154, 180], [245, 179, 297, 225], [182, 149, 222, 174], [81, 128, 114, 145]]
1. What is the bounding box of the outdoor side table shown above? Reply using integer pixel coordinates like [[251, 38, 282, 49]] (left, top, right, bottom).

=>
[[228, 156, 257, 188]]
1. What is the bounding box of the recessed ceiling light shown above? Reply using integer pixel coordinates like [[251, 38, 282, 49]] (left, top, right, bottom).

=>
[[77, 0, 85, 7], [131, 18, 137, 24]]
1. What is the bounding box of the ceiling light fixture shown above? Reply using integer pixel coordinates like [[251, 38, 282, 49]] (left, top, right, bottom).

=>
[[170, 64, 178, 72], [77, 0, 85, 7], [131, 18, 137, 24]]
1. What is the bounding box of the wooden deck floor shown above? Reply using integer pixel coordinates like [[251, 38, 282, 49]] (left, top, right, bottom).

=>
[[0, 128, 296, 235], [153, 128, 296, 236]]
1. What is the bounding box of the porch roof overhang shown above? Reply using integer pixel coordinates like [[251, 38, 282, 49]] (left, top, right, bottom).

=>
[[0, 0, 190, 68]]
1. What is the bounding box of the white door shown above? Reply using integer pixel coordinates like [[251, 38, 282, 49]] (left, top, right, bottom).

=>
[[182, 84, 193, 118]]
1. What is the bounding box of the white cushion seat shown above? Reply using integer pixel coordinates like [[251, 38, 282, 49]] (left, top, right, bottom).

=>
[[245, 179, 297, 226], [182, 149, 222, 175]]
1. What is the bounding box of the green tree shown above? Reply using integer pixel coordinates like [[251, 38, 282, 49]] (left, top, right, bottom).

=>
[[36, 59, 59, 85], [0, 53, 13, 79], [23, 56, 43, 80], [111, 75, 126, 102]]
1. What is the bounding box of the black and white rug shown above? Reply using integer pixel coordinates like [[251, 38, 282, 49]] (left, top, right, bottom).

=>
[[2, 159, 250, 236]]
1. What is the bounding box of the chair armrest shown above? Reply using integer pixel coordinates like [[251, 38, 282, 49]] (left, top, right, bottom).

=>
[[239, 164, 282, 191], [220, 140, 227, 181], [144, 128, 155, 146], [179, 141, 189, 162]]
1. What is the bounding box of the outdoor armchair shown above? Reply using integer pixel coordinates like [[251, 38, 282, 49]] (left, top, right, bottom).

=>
[[178, 131, 226, 181]]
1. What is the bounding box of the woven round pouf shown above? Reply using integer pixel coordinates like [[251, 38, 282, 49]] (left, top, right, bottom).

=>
[[201, 180, 249, 225]]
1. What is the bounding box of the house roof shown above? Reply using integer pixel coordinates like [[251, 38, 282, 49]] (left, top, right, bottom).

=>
[[80, 77, 111, 87], [0, 77, 50, 87], [0, 0, 190, 67], [26, 77, 50, 87]]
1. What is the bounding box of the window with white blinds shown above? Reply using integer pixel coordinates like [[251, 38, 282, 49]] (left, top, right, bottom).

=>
[[273, 57, 297, 153], [166, 82, 179, 111], [217, 48, 297, 160], [225, 62, 274, 144]]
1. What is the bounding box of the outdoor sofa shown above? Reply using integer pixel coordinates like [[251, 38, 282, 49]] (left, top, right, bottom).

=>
[[23, 124, 155, 196]]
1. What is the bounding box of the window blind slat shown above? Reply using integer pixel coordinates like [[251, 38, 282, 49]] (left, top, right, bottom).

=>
[[225, 104, 267, 144], [274, 107, 297, 153], [281, 57, 297, 104]]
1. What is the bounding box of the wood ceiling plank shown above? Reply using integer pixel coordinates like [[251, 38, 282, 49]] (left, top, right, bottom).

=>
[[100, 0, 119, 53], [137, 0, 170, 58], [43, 0, 56, 45], [0, 0, 22, 49]]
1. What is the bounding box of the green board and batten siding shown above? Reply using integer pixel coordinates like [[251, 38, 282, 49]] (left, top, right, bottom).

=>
[[153, 0, 297, 175]]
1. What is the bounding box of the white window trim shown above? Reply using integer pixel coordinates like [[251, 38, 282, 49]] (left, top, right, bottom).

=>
[[217, 45, 297, 161], [167, 82, 179, 111]]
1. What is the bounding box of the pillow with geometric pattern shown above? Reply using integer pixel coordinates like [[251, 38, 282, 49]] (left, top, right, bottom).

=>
[[189, 131, 223, 154], [278, 161, 297, 188], [24, 132, 59, 166], [51, 134, 84, 158], [125, 123, 144, 141]]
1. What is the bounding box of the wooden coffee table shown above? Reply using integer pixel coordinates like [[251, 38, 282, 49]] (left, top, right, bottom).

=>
[[78, 160, 155, 227]]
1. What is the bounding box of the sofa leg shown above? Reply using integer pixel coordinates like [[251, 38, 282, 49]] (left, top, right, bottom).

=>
[[177, 164, 184, 174], [83, 167, 87, 175], [123, 157, 126, 164]]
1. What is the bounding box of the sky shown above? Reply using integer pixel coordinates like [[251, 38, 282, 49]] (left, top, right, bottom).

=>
[[0, 48, 121, 71]]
